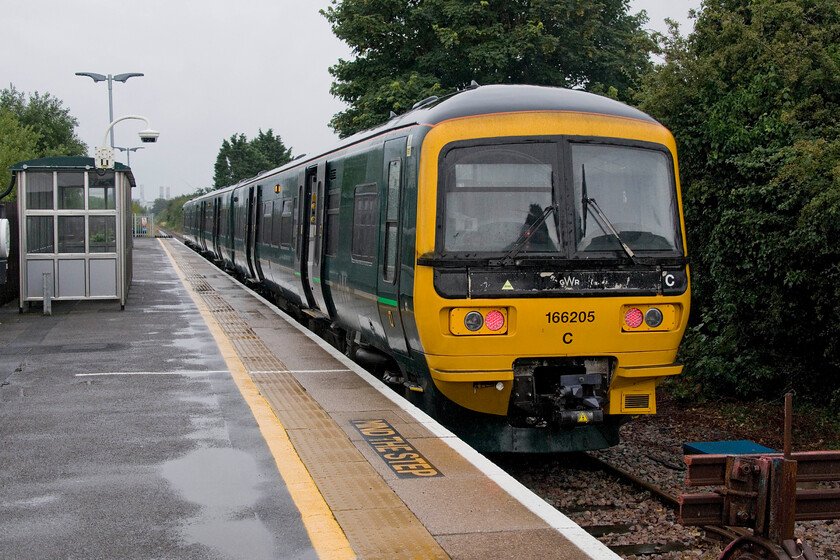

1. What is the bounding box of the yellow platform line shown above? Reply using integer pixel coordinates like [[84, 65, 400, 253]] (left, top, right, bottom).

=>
[[159, 239, 355, 560]]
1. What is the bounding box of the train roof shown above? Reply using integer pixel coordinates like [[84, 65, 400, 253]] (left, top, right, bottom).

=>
[[400, 83, 659, 127], [187, 84, 660, 204]]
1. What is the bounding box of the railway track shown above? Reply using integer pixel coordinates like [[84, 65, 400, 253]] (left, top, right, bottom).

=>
[[494, 451, 722, 558]]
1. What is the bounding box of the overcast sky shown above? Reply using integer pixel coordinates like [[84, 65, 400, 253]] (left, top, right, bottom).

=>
[[3, 0, 701, 201]]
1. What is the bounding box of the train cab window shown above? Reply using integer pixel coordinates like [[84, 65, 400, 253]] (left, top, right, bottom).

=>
[[441, 143, 560, 254], [351, 185, 377, 263], [571, 144, 680, 254]]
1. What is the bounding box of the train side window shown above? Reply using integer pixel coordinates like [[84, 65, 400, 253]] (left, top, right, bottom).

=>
[[324, 190, 340, 257], [271, 199, 282, 246], [383, 159, 401, 282], [261, 201, 273, 245], [219, 203, 228, 239], [280, 198, 294, 247], [351, 184, 377, 263]]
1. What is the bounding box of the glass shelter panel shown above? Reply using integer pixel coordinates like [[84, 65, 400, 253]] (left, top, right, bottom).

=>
[[58, 172, 85, 209], [89, 171, 116, 209], [89, 216, 117, 253], [57, 216, 86, 253], [26, 172, 54, 210], [26, 216, 54, 253]]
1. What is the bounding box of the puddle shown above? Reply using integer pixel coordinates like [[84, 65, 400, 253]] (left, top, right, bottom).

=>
[[161, 447, 275, 559]]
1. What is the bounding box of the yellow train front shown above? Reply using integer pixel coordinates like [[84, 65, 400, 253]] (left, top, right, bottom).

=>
[[407, 85, 690, 452]]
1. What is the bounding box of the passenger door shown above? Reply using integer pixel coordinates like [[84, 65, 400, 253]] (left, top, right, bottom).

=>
[[305, 162, 328, 313], [245, 185, 258, 280], [377, 138, 410, 356]]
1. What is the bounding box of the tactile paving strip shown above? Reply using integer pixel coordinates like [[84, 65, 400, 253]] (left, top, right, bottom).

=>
[[170, 242, 449, 559]]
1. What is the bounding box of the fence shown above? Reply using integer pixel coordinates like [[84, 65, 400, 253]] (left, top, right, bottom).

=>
[[133, 214, 155, 237]]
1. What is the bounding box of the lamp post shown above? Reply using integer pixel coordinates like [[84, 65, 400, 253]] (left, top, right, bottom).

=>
[[96, 115, 159, 170], [75, 72, 144, 147], [115, 146, 145, 167]]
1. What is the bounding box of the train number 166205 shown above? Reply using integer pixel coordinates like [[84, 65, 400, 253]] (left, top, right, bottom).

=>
[[545, 311, 596, 324]]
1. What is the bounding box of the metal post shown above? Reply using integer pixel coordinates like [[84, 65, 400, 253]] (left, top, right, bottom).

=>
[[784, 393, 793, 459], [42, 272, 52, 316], [107, 74, 115, 147]]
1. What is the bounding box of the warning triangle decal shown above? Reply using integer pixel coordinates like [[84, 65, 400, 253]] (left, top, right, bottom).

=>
[[502, 280, 514, 290]]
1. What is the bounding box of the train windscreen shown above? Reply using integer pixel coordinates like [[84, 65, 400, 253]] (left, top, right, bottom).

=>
[[442, 142, 561, 254], [572, 144, 680, 254], [440, 140, 681, 257]]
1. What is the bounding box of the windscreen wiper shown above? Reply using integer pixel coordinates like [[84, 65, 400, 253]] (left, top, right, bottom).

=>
[[581, 165, 637, 264], [582, 196, 638, 264], [501, 203, 558, 264]]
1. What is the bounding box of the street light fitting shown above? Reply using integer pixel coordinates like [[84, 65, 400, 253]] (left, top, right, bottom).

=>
[[114, 72, 144, 82], [75, 71, 144, 147], [75, 71, 107, 82], [115, 146, 145, 167]]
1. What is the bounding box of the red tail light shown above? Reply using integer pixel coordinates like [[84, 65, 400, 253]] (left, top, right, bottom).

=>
[[624, 308, 643, 328], [485, 310, 505, 332]]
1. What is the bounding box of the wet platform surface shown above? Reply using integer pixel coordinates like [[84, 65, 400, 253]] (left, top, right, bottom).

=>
[[0, 237, 617, 559]]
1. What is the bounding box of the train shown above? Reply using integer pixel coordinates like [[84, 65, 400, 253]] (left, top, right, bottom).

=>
[[183, 84, 690, 453]]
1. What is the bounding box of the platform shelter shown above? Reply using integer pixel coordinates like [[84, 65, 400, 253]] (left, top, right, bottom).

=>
[[9, 157, 134, 310]]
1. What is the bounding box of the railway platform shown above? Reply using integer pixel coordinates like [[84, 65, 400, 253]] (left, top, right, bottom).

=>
[[0, 237, 618, 560]]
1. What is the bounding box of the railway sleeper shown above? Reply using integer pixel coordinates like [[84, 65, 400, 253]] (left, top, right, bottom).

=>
[[510, 357, 611, 429]]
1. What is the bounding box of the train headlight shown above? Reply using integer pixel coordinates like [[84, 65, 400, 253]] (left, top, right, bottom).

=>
[[645, 307, 664, 328], [464, 311, 484, 331]]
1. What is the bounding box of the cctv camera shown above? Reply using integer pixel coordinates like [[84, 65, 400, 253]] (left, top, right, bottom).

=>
[[138, 128, 160, 143]]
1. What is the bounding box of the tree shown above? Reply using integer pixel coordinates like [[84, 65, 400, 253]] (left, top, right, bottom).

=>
[[212, 129, 293, 188], [155, 193, 192, 232], [0, 110, 40, 199], [0, 85, 87, 158], [322, 0, 655, 137], [151, 197, 169, 216], [637, 0, 840, 403], [0, 85, 87, 200]]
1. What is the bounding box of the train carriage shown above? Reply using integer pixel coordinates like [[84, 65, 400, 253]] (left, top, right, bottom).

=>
[[184, 84, 690, 452]]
